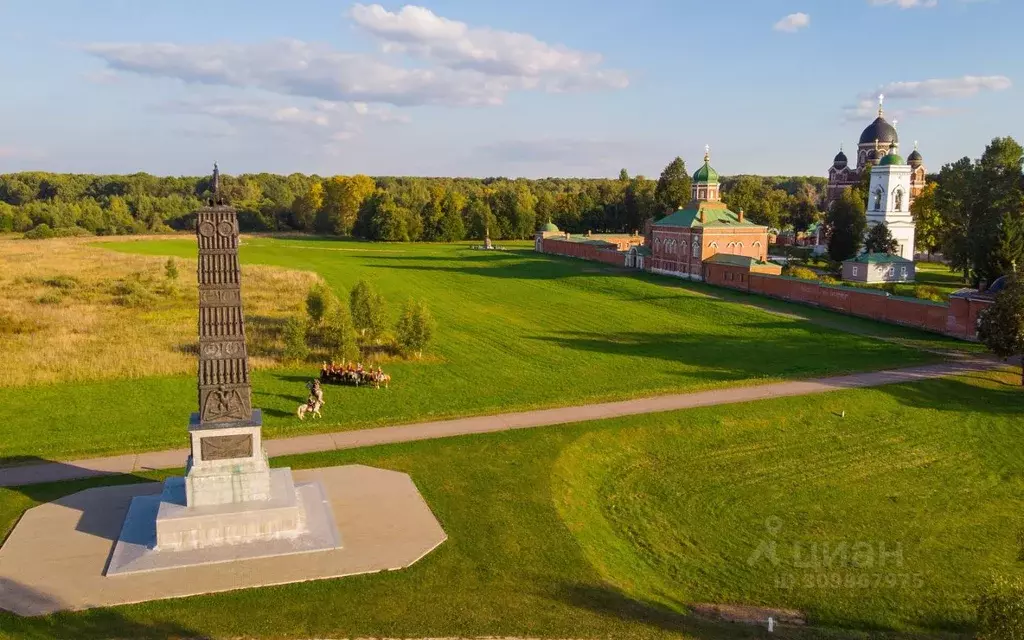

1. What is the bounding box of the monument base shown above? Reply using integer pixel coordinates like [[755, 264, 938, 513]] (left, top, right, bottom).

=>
[[106, 475, 339, 576], [156, 468, 304, 551]]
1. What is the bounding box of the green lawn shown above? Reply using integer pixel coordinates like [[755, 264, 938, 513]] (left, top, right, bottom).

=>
[[2, 369, 1020, 639], [914, 262, 969, 295], [0, 237, 968, 463]]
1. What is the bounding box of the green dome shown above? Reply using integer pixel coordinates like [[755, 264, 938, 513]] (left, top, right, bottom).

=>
[[879, 149, 905, 166], [541, 221, 560, 233], [693, 159, 719, 184]]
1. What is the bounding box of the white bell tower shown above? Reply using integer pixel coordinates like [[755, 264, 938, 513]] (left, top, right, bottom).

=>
[[867, 147, 915, 261]]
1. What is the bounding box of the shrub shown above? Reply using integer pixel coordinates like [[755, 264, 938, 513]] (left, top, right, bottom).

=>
[[36, 292, 62, 305], [820, 275, 840, 286], [23, 224, 55, 240], [0, 314, 40, 335], [977, 575, 1024, 639], [282, 315, 310, 361], [395, 299, 436, 357], [914, 285, 945, 303], [43, 275, 80, 290], [785, 266, 819, 281], [111, 273, 158, 307]]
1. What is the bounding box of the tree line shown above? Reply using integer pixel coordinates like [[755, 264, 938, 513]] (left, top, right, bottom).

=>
[[0, 163, 826, 242]]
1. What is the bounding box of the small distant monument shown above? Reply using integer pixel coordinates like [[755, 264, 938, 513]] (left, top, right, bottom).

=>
[[107, 164, 340, 573], [484, 226, 493, 250]]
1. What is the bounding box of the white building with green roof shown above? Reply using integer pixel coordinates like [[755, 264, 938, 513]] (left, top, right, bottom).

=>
[[867, 146, 916, 261]]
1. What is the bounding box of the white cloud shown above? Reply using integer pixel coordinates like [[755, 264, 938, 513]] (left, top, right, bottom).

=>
[[83, 5, 627, 110], [349, 3, 628, 89], [842, 75, 1011, 121], [773, 12, 810, 32], [868, 0, 938, 8]]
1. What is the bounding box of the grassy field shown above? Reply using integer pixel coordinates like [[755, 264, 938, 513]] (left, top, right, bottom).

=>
[[0, 236, 969, 463], [2, 369, 1020, 640], [0, 236, 318, 387]]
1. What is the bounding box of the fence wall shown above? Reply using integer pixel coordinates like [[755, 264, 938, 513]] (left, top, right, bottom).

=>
[[540, 238, 627, 267]]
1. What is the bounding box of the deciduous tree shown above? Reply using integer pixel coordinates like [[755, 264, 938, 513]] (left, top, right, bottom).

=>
[[826, 189, 867, 261], [655, 157, 691, 213], [977, 275, 1024, 386], [865, 223, 899, 254]]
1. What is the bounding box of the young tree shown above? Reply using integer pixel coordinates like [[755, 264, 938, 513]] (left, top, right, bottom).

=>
[[350, 280, 387, 340], [395, 299, 435, 357], [305, 282, 333, 326], [282, 315, 310, 361], [826, 189, 867, 261], [655, 157, 691, 212], [978, 275, 1024, 386], [322, 302, 360, 362], [349, 280, 373, 336], [618, 168, 630, 182], [996, 213, 1024, 275], [164, 257, 179, 282], [864, 223, 899, 254]]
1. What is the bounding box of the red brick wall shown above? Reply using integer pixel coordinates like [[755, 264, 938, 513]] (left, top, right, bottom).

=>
[[541, 240, 990, 341], [541, 238, 626, 267]]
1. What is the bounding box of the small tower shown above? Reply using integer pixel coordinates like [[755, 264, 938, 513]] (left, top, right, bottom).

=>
[[868, 147, 916, 260], [907, 141, 926, 203], [691, 145, 721, 202]]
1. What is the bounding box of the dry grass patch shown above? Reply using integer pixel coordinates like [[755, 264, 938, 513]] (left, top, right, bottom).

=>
[[0, 236, 319, 387]]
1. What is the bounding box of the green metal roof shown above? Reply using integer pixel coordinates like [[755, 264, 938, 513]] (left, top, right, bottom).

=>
[[653, 205, 760, 228], [705, 254, 777, 268], [879, 150, 905, 166], [848, 252, 913, 264], [692, 160, 719, 184], [541, 221, 560, 232]]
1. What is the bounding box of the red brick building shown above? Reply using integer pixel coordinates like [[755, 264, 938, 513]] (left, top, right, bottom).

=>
[[648, 149, 770, 281]]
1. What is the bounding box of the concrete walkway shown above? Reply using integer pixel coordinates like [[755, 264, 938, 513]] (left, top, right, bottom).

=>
[[0, 358, 1005, 488]]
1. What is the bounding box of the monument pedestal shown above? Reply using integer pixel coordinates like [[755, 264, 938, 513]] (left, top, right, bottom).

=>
[[156, 468, 304, 551], [106, 410, 341, 574]]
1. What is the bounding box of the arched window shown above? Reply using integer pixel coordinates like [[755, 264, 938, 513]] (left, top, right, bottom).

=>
[[893, 188, 904, 212], [736, 242, 744, 253], [873, 187, 883, 211], [709, 242, 718, 250], [693, 239, 701, 258]]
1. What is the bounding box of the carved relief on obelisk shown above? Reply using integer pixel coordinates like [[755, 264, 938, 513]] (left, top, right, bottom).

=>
[[196, 163, 253, 424]]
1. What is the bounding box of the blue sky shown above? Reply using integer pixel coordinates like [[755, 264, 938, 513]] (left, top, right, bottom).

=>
[[0, 0, 1020, 179]]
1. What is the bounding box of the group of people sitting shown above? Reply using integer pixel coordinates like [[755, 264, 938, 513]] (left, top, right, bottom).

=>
[[319, 360, 391, 389]]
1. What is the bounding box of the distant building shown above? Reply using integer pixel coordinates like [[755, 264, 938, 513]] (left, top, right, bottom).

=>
[[842, 253, 915, 283], [826, 95, 926, 211], [647, 148, 770, 281], [866, 147, 917, 261]]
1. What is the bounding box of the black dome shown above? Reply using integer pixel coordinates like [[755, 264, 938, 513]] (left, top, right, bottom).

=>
[[908, 149, 923, 166], [866, 148, 881, 163], [859, 116, 898, 145], [834, 150, 848, 167]]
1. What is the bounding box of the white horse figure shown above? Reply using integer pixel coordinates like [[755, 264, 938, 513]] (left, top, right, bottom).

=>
[[297, 399, 323, 420]]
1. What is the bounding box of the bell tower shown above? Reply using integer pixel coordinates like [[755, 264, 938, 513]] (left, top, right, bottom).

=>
[[867, 149, 916, 261]]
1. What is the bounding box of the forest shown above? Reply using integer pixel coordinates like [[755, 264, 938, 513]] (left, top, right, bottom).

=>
[[0, 159, 827, 242]]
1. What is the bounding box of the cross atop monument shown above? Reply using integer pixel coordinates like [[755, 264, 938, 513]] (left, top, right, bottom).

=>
[[878, 93, 885, 116], [704, 144, 711, 162]]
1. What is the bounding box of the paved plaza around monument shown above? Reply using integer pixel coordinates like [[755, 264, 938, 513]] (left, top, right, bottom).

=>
[[0, 465, 447, 616]]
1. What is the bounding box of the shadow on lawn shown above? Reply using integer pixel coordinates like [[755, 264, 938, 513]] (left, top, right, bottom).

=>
[[555, 583, 965, 639], [0, 579, 201, 638]]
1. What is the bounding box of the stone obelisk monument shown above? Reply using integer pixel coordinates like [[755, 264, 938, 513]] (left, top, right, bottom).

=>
[[106, 166, 340, 574]]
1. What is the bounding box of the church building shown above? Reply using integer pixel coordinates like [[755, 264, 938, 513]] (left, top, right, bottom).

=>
[[826, 95, 926, 210], [647, 148, 771, 281]]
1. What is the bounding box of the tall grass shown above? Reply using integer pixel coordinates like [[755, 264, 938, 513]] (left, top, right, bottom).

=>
[[0, 236, 319, 387]]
